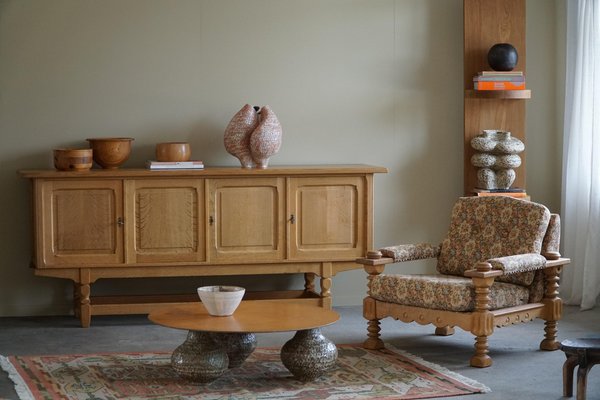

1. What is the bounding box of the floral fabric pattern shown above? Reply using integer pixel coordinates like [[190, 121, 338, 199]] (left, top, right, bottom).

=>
[[528, 214, 561, 302], [380, 243, 441, 262], [528, 270, 546, 303], [370, 274, 529, 312], [486, 253, 545, 287], [542, 214, 561, 254], [437, 197, 550, 283]]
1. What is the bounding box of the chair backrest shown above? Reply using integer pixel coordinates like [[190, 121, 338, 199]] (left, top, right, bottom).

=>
[[436, 196, 551, 285]]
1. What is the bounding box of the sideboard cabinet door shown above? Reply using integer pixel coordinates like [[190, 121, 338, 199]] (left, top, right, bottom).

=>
[[288, 176, 365, 260], [125, 179, 205, 263], [37, 180, 124, 267], [208, 177, 285, 262]]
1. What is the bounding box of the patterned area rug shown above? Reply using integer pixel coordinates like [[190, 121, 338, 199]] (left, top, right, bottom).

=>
[[1, 344, 489, 399]]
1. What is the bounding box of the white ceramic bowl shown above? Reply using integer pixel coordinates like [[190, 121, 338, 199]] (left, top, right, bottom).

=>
[[197, 286, 245, 316]]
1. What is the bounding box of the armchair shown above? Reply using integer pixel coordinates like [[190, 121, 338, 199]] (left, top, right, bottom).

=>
[[357, 196, 570, 367]]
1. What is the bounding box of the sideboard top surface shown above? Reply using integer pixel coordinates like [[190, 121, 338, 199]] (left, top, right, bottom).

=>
[[19, 164, 388, 179]]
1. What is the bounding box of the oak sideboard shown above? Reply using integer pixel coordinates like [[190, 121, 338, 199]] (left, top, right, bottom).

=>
[[20, 165, 387, 327]]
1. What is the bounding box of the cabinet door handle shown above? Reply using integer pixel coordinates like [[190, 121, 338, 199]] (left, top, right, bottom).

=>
[[289, 214, 295, 224], [117, 217, 124, 227], [209, 216, 214, 226]]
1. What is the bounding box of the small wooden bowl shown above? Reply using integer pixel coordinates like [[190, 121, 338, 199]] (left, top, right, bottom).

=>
[[87, 137, 134, 169], [53, 148, 93, 171], [156, 142, 191, 162]]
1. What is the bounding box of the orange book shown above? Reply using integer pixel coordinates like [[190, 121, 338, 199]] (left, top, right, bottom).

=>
[[474, 81, 526, 90], [475, 191, 528, 198]]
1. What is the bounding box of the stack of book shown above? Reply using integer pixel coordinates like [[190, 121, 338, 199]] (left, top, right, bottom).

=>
[[473, 71, 525, 91], [474, 188, 529, 200], [146, 160, 204, 170]]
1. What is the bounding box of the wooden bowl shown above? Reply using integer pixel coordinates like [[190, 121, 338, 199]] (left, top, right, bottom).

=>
[[53, 148, 93, 171], [155, 142, 191, 162], [86, 138, 134, 169]]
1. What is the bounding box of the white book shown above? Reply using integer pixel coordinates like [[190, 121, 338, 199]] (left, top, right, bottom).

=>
[[146, 160, 204, 170]]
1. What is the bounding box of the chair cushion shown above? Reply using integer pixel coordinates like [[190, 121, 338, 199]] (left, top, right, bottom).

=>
[[370, 274, 530, 312], [436, 196, 550, 287]]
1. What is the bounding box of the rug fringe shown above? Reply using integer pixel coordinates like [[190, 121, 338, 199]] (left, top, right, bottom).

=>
[[0, 355, 35, 400], [384, 344, 492, 393]]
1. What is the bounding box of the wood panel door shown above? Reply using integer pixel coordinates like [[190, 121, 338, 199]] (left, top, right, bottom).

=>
[[208, 178, 285, 263], [38, 180, 124, 266], [125, 179, 205, 263], [288, 177, 365, 260]]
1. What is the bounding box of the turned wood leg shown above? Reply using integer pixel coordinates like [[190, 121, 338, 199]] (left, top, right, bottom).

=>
[[470, 335, 492, 368], [466, 262, 497, 368], [563, 354, 579, 397], [364, 319, 384, 349], [435, 326, 455, 336], [73, 282, 81, 319], [320, 276, 332, 308], [541, 266, 562, 350], [78, 283, 91, 328], [304, 273, 316, 293], [541, 320, 560, 350]]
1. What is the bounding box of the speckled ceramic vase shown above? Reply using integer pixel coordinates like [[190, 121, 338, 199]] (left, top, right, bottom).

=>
[[280, 328, 337, 382], [209, 332, 257, 368], [249, 105, 282, 169], [224, 104, 259, 168], [170, 331, 228, 383], [470, 130, 524, 190]]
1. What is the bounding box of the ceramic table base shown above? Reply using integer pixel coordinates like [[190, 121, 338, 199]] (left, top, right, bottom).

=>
[[280, 328, 338, 381], [171, 331, 229, 383], [210, 332, 257, 368], [170, 329, 336, 383]]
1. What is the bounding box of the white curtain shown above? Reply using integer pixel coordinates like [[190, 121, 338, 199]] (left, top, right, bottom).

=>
[[561, 0, 600, 310]]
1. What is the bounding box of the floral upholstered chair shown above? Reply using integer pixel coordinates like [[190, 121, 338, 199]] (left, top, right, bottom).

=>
[[357, 196, 570, 367]]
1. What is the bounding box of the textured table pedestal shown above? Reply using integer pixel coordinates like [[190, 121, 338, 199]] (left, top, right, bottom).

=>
[[281, 328, 338, 381], [171, 331, 228, 382], [149, 301, 340, 383]]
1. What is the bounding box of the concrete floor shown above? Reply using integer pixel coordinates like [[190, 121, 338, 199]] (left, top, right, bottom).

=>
[[1, 304, 599, 399]]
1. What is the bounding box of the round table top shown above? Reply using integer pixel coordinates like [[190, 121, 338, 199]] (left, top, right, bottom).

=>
[[148, 300, 340, 333], [561, 338, 600, 351]]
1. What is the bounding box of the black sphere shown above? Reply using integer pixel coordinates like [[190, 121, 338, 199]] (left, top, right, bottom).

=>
[[487, 43, 518, 71]]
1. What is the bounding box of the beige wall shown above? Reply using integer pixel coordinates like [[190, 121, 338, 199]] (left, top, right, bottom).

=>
[[0, 0, 564, 316]]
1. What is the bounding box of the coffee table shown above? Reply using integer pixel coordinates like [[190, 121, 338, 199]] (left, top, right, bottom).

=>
[[148, 300, 340, 382]]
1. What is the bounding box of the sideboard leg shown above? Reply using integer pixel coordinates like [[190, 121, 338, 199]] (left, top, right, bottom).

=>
[[320, 262, 333, 310], [304, 273, 316, 294], [72, 281, 81, 319], [78, 283, 91, 328], [78, 269, 92, 328]]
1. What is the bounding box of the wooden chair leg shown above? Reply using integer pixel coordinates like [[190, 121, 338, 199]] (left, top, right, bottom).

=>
[[563, 355, 579, 397], [435, 326, 455, 336], [470, 335, 492, 368], [541, 266, 562, 350], [364, 319, 384, 350], [577, 363, 590, 400]]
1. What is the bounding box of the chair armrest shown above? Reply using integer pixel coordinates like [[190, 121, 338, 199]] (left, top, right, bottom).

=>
[[379, 243, 440, 262], [487, 253, 547, 275]]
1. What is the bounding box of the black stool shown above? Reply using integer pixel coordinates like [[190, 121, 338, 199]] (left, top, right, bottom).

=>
[[561, 338, 600, 400]]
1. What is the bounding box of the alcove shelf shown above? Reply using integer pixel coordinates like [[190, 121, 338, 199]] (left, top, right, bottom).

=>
[[464, 89, 531, 100], [463, 0, 528, 195]]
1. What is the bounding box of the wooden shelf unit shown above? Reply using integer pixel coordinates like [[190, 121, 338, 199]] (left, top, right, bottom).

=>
[[463, 0, 528, 195], [20, 165, 387, 327]]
